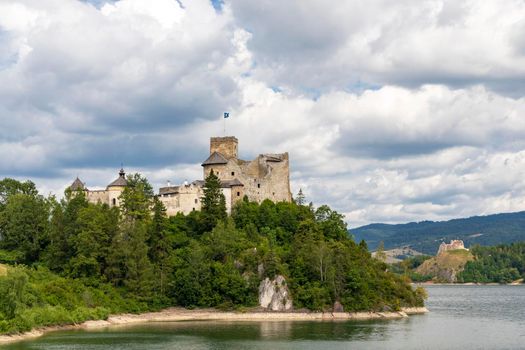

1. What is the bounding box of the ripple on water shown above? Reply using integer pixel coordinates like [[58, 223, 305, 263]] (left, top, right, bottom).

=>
[[2, 285, 525, 350]]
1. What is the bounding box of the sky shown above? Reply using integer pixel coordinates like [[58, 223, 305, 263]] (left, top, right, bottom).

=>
[[1, 0, 525, 227]]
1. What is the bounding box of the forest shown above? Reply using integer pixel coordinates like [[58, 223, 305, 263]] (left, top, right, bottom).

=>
[[457, 243, 525, 283], [0, 173, 425, 334], [352, 212, 525, 254]]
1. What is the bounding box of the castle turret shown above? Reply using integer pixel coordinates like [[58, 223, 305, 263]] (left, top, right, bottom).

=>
[[210, 136, 238, 159], [106, 168, 127, 207], [69, 177, 86, 191]]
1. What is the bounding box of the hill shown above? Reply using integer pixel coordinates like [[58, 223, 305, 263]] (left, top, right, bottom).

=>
[[371, 247, 424, 264], [415, 249, 473, 283], [351, 211, 525, 255], [0, 176, 425, 334]]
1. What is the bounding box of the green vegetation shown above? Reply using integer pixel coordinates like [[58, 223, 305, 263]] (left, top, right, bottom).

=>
[[0, 175, 424, 334], [414, 249, 473, 283], [390, 249, 474, 283], [390, 255, 433, 282], [390, 243, 525, 284], [0, 265, 149, 334], [458, 243, 525, 283], [352, 212, 525, 254]]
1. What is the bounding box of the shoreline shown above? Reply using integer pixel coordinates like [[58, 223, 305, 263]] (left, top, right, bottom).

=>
[[0, 307, 428, 345], [413, 282, 524, 286]]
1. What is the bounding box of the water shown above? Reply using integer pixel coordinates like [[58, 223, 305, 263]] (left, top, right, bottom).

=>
[[3, 285, 525, 349]]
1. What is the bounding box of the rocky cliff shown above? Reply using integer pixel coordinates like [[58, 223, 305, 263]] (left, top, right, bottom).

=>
[[258, 275, 293, 311], [416, 249, 473, 282]]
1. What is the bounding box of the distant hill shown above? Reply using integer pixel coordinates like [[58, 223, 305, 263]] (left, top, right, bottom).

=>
[[416, 249, 473, 282], [351, 211, 525, 255]]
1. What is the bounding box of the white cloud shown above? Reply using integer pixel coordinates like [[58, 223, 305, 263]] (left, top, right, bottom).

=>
[[228, 0, 525, 95], [1, 0, 525, 226]]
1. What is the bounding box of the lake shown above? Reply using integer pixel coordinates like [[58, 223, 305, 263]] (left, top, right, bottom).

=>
[[2, 285, 525, 349]]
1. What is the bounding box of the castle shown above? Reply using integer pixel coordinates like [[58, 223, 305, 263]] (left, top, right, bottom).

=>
[[69, 168, 127, 208], [69, 136, 292, 215], [437, 239, 467, 255]]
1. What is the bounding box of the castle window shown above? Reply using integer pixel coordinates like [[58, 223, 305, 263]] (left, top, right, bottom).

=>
[[112, 198, 116, 206], [257, 184, 261, 188], [195, 198, 198, 204], [237, 192, 240, 197], [192, 207, 195, 211], [231, 172, 235, 176]]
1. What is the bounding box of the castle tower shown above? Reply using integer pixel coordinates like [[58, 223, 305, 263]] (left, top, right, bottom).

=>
[[69, 177, 86, 191], [106, 168, 127, 207], [210, 136, 238, 159]]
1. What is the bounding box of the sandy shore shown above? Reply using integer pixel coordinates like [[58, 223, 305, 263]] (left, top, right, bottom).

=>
[[0, 307, 428, 345]]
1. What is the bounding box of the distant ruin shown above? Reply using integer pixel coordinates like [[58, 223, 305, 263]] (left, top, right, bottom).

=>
[[437, 239, 467, 255]]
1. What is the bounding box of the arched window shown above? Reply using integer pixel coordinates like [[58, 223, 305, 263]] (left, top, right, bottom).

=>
[[112, 198, 116, 206]]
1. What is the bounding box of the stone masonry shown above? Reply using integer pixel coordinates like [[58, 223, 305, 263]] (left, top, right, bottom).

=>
[[72, 136, 292, 216]]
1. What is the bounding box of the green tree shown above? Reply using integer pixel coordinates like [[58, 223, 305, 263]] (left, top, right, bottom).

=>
[[295, 188, 305, 206], [45, 191, 89, 272], [148, 198, 172, 295], [375, 241, 387, 262], [0, 193, 49, 264], [0, 178, 38, 210], [107, 220, 153, 297], [119, 173, 154, 221], [315, 205, 348, 241], [67, 203, 119, 279], [201, 170, 226, 232]]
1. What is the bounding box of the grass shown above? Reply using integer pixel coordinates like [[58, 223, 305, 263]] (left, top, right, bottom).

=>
[[415, 249, 473, 281], [0, 264, 7, 277]]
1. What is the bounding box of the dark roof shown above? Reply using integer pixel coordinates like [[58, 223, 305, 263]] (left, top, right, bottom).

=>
[[159, 186, 179, 195], [201, 151, 228, 166], [198, 178, 243, 188], [264, 154, 285, 162], [107, 168, 127, 188], [221, 179, 244, 188], [69, 177, 85, 191]]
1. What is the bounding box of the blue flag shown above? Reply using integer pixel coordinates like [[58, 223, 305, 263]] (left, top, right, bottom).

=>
[[224, 112, 230, 118]]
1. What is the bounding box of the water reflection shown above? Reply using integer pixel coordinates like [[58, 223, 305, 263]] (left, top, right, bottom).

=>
[[3, 286, 525, 350]]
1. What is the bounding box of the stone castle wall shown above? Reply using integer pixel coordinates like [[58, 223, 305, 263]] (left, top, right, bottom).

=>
[[203, 138, 292, 205], [159, 182, 203, 216], [437, 239, 467, 255], [86, 190, 108, 205], [74, 135, 291, 217], [210, 136, 238, 159], [85, 187, 124, 208]]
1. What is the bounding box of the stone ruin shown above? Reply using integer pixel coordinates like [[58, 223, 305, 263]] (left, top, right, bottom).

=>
[[437, 239, 467, 255]]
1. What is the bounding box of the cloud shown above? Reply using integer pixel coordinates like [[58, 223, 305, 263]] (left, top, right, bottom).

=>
[[1, 0, 525, 227], [227, 0, 525, 96]]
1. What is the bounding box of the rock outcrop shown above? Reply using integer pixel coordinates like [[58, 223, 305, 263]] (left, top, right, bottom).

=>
[[437, 240, 467, 255], [333, 301, 344, 312], [258, 275, 293, 311], [416, 249, 473, 282]]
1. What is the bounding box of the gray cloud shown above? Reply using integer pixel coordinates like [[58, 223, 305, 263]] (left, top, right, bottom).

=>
[[227, 0, 525, 96], [1, 0, 525, 226]]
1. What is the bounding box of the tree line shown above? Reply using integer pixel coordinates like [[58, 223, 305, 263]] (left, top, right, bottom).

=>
[[0, 172, 425, 333], [458, 243, 525, 283]]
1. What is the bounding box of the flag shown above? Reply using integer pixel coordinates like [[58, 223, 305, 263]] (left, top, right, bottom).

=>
[[224, 112, 230, 118]]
